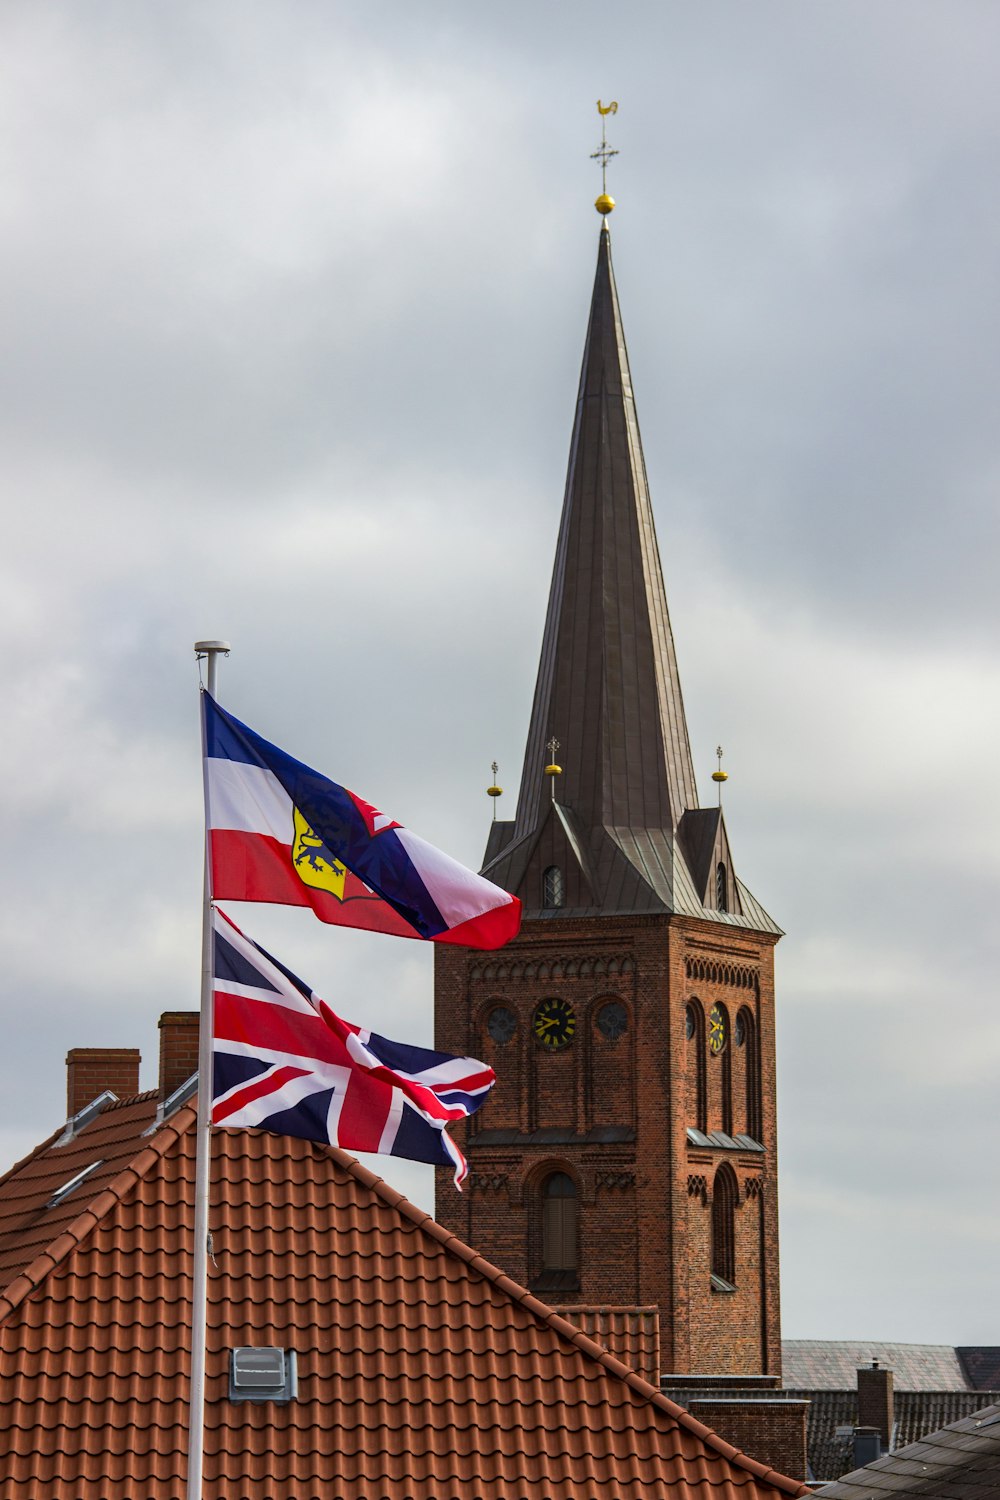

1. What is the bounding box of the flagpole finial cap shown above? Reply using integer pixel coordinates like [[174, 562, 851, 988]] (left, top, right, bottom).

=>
[[194, 640, 231, 655]]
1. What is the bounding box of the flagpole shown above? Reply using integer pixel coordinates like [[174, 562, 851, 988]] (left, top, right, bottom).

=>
[[189, 640, 230, 1500]]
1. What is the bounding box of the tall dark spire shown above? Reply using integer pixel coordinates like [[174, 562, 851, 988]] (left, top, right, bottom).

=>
[[515, 223, 698, 840], [484, 224, 778, 933]]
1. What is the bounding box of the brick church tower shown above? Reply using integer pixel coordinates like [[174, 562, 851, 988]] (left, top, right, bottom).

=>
[[435, 221, 783, 1378]]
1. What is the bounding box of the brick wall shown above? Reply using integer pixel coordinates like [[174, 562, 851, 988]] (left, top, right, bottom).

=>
[[688, 1399, 809, 1483], [66, 1048, 141, 1117], [158, 1012, 200, 1099], [435, 909, 783, 1377]]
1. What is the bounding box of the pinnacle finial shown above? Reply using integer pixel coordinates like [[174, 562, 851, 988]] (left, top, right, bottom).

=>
[[544, 735, 562, 802], [712, 745, 729, 806], [592, 100, 619, 215], [487, 760, 503, 821]]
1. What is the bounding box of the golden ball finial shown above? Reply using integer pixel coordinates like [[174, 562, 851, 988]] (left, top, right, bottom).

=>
[[595, 193, 615, 216], [487, 783, 503, 797], [711, 770, 728, 784]]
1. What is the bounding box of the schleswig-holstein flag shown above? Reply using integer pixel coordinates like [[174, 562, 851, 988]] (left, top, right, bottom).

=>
[[211, 908, 494, 1187], [202, 693, 521, 950]]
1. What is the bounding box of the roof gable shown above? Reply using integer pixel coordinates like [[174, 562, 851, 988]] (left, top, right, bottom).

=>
[[0, 1102, 808, 1499]]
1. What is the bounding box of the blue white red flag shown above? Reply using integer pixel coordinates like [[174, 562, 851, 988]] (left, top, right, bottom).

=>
[[211, 908, 494, 1187], [202, 692, 520, 950]]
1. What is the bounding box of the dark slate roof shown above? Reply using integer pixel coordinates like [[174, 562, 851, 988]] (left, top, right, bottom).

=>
[[786, 1389, 1000, 1486], [486, 224, 780, 936], [816, 1400, 1000, 1498], [782, 1342, 972, 1392], [512, 222, 697, 845], [958, 1349, 1000, 1392]]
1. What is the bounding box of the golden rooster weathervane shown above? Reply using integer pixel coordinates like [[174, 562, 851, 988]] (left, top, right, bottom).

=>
[[592, 99, 619, 215]]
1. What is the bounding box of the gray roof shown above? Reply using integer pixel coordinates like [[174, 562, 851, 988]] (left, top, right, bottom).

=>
[[512, 222, 697, 843], [816, 1400, 1000, 1498], [782, 1341, 973, 1392], [787, 1389, 1000, 1486]]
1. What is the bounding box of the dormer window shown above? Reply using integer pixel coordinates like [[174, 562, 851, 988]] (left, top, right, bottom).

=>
[[716, 862, 728, 913], [542, 865, 564, 909]]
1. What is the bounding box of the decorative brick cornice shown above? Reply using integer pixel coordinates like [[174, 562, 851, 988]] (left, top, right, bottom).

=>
[[468, 1172, 509, 1194], [684, 957, 759, 993], [471, 954, 636, 984], [687, 1174, 708, 1205], [595, 1170, 636, 1192]]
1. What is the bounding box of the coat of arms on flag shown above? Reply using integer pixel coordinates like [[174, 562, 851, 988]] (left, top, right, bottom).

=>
[[210, 907, 495, 1187], [202, 692, 521, 950]]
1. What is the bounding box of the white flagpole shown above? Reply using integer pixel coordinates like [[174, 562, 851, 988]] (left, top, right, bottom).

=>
[[189, 640, 230, 1500]]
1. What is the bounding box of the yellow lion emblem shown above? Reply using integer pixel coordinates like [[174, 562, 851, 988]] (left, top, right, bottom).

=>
[[291, 807, 347, 900]]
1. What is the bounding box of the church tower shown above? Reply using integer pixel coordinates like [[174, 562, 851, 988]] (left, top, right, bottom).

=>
[[435, 217, 783, 1378]]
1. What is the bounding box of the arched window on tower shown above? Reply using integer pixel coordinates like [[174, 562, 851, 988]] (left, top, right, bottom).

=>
[[540, 1171, 578, 1288], [711, 1163, 738, 1289], [716, 862, 728, 913], [542, 865, 564, 909], [738, 1006, 762, 1142], [716, 1001, 733, 1138], [686, 1001, 707, 1134]]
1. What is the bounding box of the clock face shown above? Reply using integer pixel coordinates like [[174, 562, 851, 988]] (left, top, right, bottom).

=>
[[597, 1001, 628, 1040], [708, 1004, 727, 1054], [533, 998, 576, 1050], [487, 1006, 517, 1045]]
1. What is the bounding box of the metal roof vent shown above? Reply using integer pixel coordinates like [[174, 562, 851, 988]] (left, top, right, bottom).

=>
[[46, 1159, 105, 1208], [55, 1090, 118, 1147], [229, 1347, 298, 1404], [143, 1071, 198, 1135]]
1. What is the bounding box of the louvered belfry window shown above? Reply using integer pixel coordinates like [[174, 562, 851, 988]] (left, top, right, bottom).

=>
[[541, 1172, 577, 1270], [711, 1164, 738, 1286]]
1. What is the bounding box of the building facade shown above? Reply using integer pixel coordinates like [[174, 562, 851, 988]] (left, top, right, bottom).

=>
[[435, 222, 783, 1377]]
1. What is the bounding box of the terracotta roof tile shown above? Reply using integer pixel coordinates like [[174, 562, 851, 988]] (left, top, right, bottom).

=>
[[0, 1099, 809, 1498]]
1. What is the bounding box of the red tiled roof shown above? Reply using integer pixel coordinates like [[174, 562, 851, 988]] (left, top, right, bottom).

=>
[[552, 1304, 662, 1387], [0, 1097, 809, 1499]]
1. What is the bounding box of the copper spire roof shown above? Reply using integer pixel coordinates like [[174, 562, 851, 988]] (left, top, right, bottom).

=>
[[484, 226, 779, 933], [516, 222, 697, 841], [0, 1090, 808, 1498]]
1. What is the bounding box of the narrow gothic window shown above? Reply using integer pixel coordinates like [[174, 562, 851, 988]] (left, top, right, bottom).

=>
[[687, 1001, 707, 1134], [541, 1172, 578, 1272], [711, 1164, 738, 1287], [542, 865, 564, 909], [720, 1005, 733, 1138], [716, 862, 728, 912], [739, 1007, 762, 1141]]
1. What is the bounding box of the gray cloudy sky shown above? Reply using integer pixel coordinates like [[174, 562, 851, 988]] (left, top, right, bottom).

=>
[[1, 3, 998, 1346]]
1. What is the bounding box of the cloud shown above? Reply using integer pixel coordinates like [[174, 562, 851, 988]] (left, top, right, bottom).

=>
[[0, 0, 997, 1348]]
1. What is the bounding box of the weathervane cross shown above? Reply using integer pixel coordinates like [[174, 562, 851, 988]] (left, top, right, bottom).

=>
[[591, 100, 619, 195]]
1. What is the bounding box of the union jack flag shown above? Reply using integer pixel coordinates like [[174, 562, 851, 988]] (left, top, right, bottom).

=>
[[210, 907, 494, 1186]]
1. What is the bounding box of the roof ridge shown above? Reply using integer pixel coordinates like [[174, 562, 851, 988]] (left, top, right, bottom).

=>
[[0, 1103, 193, 1328], [326, 1146, 809, 1497], [103, 1088, 159, 1109]]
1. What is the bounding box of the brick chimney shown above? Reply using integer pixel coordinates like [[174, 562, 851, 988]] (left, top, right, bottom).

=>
[[66, 1048, 141, 1117], [857, 1360, 894, 1452], [158, 1012, 200, 1099]]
